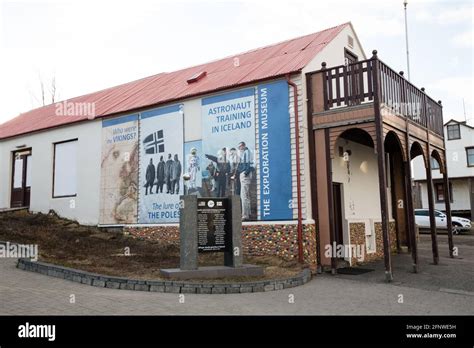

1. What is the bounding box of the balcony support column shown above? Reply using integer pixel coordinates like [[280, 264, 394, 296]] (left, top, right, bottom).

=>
[[404, 138, 418, 273], [426, 143, 439, 265], [442, 168, 454, 258], [401, 73, 418, 273], [372, 50, 393, 282]]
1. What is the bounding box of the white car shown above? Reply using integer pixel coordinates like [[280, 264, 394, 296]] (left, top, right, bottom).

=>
[[414, 209, 472, 234]]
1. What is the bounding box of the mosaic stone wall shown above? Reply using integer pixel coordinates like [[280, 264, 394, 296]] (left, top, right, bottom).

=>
[[349, 221, 397, 265], [126, 223, 318, 271]]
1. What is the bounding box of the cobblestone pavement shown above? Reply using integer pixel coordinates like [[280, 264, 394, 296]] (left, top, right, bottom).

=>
[[0, 234, 473, 315]]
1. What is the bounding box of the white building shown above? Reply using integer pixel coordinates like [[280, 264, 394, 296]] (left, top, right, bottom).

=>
[[0, 21, 450, 276], [0, 23, 366, 225], [413, 119, 474, 220]]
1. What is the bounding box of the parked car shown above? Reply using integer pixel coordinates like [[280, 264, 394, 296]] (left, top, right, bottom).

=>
[[414, 209, 472, 234]]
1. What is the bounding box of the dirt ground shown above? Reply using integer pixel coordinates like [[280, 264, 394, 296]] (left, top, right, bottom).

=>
[[0, 210, 303, 281]]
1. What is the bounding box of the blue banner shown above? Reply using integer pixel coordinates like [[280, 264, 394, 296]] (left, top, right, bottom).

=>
[[258, 80, 292, 220]]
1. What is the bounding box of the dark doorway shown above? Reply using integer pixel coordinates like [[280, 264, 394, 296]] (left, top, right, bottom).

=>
[[345, 49, 360, 105], [11, 149, 32, 208], [332, 182, 344, 249], [344, 48, 358, 65]]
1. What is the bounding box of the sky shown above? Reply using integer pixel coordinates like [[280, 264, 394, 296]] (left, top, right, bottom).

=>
[[0, 0, 472, 125]]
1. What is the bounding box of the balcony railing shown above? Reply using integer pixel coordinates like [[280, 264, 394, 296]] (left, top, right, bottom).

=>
[[319, 53, 444, 136]]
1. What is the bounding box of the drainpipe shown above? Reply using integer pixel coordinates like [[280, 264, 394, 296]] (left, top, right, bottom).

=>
[[286, 74, 304, 264]]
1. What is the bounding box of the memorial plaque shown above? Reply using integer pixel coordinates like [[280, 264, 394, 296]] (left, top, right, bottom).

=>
[[197, 198, 230, 252]]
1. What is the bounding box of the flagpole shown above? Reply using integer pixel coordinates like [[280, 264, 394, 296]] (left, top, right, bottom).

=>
[[404, 0, 411, 81]]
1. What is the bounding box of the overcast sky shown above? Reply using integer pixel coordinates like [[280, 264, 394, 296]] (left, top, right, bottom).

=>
[[0, 0, 472, 125]]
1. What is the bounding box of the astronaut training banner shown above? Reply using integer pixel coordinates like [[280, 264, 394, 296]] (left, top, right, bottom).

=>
[[201, 88, 257, 219]]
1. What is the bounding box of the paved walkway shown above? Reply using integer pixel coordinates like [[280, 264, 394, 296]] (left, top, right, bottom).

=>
[[0, 235, 473, 315]]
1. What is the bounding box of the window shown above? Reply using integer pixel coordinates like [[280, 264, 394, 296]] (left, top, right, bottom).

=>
[[415, 210, 429, 216], [25, 155, 32, 187], [466, 147, 474, 167], [53, 139, 78, 198], [435, 182, 453, 203], [431, 157, 440, 170], [447, 124, 461, 140], [13, 157, 23, 189]]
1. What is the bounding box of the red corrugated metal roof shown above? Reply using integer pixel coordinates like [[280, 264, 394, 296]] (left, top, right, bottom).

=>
[[0, 23, 348, 140]]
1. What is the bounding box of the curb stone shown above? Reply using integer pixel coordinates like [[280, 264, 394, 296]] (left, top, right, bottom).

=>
[[16, 258, 312, 294]]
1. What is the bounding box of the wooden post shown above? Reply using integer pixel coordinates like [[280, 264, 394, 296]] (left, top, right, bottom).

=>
[[305, 72, 322, 273], [439, 100, 454, 258], [325, 128, 337, 275], [404, 141, 419, 273], [443, 169, 454, 258], [426, 144, 439, 265], [402, 72, 418, 273], [372, 50, 393, 282], [321, 62, 328, 111]]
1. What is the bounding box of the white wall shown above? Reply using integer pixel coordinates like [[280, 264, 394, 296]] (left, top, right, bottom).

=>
[[332, 138, 384, 222], [331, 138, 397, 260], [0, 120, 102, 225], [299, 23, 367, 222], [419, 179, 471, 212], [413, 122, 474, 181], [303, 23, 367, 74]]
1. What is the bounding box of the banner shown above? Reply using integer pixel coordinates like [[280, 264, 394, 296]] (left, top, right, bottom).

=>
[[258, 81, 292, 220], [99, 114, 139, 224], [183, 140, 205, 196], [201, 88, 257, 220], [139, 105, 183, 223]]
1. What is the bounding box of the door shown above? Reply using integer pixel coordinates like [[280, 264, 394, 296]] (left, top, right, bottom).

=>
[[435, 210, 448, 229], [11, 150, 32, 208], [332, 182, 344, 251], [415, 209, 430, 228], [345, 49, 360, 105]]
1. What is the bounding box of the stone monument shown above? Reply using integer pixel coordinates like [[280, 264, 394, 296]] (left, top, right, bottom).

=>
[[160, 195, 263, 279]]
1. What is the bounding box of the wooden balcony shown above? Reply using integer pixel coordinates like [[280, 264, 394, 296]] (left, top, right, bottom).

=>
[[308, 50, 444, 139], [306, 51, 453, 280]]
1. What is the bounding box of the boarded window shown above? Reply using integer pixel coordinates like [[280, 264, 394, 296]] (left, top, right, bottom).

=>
[[53, 140, 78, 197], [435, 182, 453, 203]]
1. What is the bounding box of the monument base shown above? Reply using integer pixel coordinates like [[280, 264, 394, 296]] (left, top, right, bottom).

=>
[[160, 264, 264, 280]]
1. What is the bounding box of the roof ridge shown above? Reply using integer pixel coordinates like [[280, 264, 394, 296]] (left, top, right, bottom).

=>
[[164, 22, 350, 72], [4, 22, 349, 122], [0, 22, 349, 136]]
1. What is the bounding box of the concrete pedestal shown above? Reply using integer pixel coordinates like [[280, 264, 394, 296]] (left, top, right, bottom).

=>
[[160, 264, 264, 279]]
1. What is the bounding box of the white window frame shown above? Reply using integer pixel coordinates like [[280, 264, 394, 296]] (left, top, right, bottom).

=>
[[53, 139, 78, 198]]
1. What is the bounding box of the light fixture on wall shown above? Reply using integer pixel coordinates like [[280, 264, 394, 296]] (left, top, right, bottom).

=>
[[360, 160, 369, 174]]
